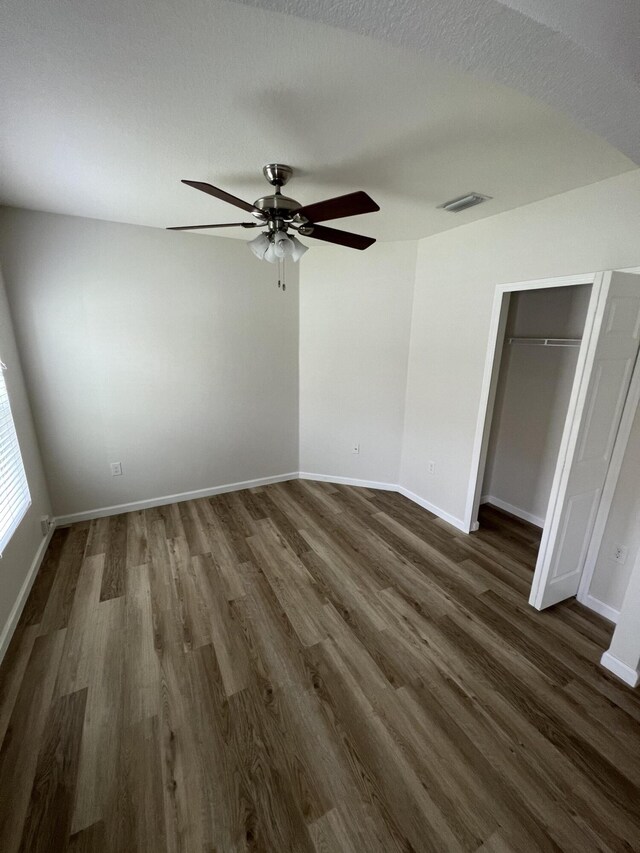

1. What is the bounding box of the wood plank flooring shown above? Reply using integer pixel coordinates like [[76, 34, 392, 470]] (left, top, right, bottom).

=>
[[1, 482, 639, 852]]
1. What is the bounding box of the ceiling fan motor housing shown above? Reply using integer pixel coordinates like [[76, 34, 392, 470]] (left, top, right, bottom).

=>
[[262, 163, 293, 187], [252, 194, 306, 231], [255, 164, 309, 231]]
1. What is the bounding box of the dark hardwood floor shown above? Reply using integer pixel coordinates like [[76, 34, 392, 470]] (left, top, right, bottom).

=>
[[476, 502, 543, 570], [0, 480, 638, 852]]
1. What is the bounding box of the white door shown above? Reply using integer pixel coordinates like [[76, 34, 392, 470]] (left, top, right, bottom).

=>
[[530, 271, 640, 610]]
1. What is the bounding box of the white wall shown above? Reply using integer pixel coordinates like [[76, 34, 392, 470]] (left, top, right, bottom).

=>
[[0, 208, 299, 518], [482, 285, 591, 525], [400, 169, 640, 534], [0, 267, 52, 655], [605, 543, 640, 684], [299, 242, 416, 485]]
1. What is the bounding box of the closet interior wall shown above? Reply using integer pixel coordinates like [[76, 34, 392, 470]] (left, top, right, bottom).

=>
[[482, 284, 592, 527]]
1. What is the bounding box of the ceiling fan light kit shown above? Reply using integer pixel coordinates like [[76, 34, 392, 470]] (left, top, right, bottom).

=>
[[168, 164, 379, 290], [247, 231, 307, 263]]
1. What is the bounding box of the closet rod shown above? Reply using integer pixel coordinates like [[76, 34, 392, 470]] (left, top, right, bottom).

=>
[[508, 337, 582, 348]]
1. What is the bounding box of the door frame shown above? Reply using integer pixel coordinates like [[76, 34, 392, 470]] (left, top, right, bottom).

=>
[[463, 271, 601, 535]]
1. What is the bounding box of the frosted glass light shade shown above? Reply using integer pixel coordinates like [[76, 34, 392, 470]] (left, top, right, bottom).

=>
[[290, 235, 308, 262], [273, 230, 294, 259], [248, 232, 270, 259], [263, 241, 279, 263]]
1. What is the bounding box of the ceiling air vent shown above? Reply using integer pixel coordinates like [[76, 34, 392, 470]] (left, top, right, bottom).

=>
[[438, 192, 491, 213]]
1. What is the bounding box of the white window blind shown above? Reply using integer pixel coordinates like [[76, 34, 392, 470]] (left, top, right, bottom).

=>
[[0, 361, 31, 556]]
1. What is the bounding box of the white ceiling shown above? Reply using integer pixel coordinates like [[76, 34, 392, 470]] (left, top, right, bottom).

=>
[[0, 0, 635, 243]]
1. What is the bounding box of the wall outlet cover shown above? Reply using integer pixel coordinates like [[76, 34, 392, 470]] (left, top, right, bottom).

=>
[[613, 544, 628, 564]]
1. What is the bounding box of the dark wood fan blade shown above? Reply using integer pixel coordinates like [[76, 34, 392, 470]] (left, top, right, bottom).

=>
[[301, 223, 375, 250], [167, 222, 259, 231], [182, 180, 257, 213], [295, 191, 379, 223]]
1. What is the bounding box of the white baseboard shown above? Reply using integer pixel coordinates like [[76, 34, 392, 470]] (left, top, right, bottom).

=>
[[0, 527, 54, 665], [398, 487, 468, 533], [298, 472, 397, 491], [54, 472, 299, 526], [298, 473, 468, 532], [54, 472, 464, 536], [579, 593, 620, 624], [480, 495, 544, 528], [601, 650, 640, 688]]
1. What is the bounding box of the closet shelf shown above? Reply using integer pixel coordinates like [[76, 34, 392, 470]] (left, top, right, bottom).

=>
[[508, 337, 582, 348]]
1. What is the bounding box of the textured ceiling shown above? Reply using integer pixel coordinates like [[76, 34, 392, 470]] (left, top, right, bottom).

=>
[[237, 0, 640, 164], [0, 0, 636, 243], [495, 0, 640, 86]]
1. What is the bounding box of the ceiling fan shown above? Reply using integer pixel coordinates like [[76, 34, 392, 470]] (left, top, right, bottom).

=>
[[168, 164, 379, 264]]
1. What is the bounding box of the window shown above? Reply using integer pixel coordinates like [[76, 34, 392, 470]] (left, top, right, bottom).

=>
[[0, 361, 31, 555]]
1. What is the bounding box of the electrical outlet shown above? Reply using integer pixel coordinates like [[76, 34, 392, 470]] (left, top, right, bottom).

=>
[[428, 460, 436, 474], [110, 461, 123, 476], [40, 515, 51, 536], [352, 442, 360, 455], [613, 544, 628, 564]]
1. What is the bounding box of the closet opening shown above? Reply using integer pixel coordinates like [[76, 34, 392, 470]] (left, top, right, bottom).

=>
[[477, 284, 592, 573], [465, 270, 640, 618]]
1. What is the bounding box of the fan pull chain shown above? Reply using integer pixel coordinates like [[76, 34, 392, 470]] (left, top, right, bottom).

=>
[[277, 257, 286, 292]]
